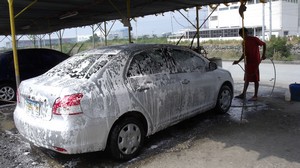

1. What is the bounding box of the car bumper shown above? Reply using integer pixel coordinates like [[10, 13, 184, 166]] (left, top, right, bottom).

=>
[[13, 106, 110, 154]]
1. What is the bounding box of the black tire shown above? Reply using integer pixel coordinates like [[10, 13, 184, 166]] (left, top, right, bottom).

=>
[[214, 85, 233, 114], [0, 83, 16, 102], [108, 117, 145, 161]]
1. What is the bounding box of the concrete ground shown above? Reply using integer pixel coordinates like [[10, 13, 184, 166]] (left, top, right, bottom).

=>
[[1, 82, 300, 167], [126, 84, 300, 168]]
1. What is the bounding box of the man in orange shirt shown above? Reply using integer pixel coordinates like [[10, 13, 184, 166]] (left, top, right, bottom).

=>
[[233, 28, 266, 101]]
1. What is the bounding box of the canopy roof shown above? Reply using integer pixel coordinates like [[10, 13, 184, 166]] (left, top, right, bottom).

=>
[[0, 0, 240, 35]]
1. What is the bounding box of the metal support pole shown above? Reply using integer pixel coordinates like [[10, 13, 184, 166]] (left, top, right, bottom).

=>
[[196, 6, 200, 48], [262, 3, 265, 41], [92, 25, 95, 48], [100, 21, 116, 46], [58, 30, 63, 52], [127, 0, 132, 43], [269, 0, 272, 38], [104, 21, 108, 46], [8, 0, 20, 89], [39, 35, 42, 48], [15, 0, 37, 18], [48, 33, 52, 49], [178, 10, 196, 29]]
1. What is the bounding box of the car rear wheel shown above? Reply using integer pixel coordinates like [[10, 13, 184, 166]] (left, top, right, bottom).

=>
[[0, 83, 16, 102], [108, 117, 145, 161], [214, 85, 232, 114]]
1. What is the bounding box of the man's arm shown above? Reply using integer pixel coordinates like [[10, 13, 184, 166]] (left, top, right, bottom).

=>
[[233, 54, 245, 65]]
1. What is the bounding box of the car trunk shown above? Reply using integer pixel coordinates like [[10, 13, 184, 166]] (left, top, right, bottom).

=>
[[17, 76, 79, 121]]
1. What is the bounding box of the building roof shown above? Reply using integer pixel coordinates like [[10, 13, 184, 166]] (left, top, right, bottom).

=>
[[0, 0, 239, 35]]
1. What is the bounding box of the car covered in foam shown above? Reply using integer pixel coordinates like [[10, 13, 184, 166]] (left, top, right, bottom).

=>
[[14, 44, 233, 160]]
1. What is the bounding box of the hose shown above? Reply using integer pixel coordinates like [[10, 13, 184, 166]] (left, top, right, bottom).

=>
[[269, 58, 276, 96], [231, 104, 264, 108], [236, 57, 276, 97]]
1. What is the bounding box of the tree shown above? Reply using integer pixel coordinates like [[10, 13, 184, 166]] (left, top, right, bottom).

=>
[[88, 33, 100, 42], [266, 36, 292, 59]]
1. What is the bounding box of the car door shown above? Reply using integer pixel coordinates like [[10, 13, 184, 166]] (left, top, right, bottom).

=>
[[169, 48, 217, 116], [126, 48, 182, 130]]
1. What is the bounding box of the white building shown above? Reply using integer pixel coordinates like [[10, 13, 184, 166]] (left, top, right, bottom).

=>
[[77, 35, 90, 42], [209, 0, 299, 38], [168, 0, 299, 42]]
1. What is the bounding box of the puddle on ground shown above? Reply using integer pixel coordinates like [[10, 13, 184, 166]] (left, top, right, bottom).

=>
[[0, 119, 15, 131], [0, 104, 16, 131], [228, 97, 269, 123]]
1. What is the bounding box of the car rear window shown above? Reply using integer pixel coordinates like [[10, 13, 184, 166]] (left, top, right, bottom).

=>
[[46, 53, 114, 79]]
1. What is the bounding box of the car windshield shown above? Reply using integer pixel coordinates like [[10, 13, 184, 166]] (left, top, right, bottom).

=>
[[46, 52, 117, 79]]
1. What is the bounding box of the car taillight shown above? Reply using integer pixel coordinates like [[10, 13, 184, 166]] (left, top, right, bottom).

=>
[[53, 146, 67, 153], [52, 93, 83, 115]]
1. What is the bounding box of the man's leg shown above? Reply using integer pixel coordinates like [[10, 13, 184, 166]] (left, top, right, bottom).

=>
[[254, 81, 259, 98], [248, 81, 259, 101], [242, 81, 249, 97], [235, 81, 249, 99]]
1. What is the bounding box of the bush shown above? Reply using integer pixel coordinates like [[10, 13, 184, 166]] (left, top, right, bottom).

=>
[[266, 37, 292, 59]]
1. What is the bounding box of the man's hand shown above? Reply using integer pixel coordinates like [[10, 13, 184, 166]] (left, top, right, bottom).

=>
[[233, 60, 239, 65]]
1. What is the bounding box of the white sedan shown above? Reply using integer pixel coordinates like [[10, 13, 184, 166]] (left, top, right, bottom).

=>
[[14, 44, 233, 160]]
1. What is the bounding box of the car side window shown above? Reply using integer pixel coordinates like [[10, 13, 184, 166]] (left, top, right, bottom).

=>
[[170, 49, 206, 73], [40, 50, 65, 68], [127, 50, 169, 77], [18, 50, 41, 70]]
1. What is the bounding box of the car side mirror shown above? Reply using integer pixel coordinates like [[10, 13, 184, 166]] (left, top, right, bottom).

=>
[[209, 62, 218, 71]]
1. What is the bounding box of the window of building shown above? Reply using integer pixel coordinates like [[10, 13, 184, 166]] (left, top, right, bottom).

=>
[[200, 30, 210, 38], [230, 6, 239, 10], [219, 7, 228, 11], [210, 16, 218, 21], [211, 30, 223, 37], [248, 0, 255, 4]]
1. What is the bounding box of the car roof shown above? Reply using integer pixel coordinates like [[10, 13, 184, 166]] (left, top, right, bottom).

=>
[[77, 44, 190, 56], [0, 48, 69, 56]]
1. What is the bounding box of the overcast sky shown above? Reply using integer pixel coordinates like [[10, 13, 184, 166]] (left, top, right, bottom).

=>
[[0, 7, 208, 47]]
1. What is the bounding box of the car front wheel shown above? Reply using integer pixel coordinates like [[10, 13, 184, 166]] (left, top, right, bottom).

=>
[[108, 117, 145, 160], [0, 83, 16, 102], [214, 85, 233, 114]]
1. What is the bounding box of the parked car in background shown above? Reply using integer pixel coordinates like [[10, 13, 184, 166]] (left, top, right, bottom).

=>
[[0, 48, 69, 102], [14, 44, 233, 160]]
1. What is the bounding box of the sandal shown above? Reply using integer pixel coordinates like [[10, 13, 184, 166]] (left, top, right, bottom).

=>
[[248, 96, 258, 101], [235, 94, 245, 99]]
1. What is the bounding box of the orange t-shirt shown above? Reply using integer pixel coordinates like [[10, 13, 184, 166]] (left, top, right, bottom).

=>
[[244, 36, 265, 65], [242, 36, 265, 82]]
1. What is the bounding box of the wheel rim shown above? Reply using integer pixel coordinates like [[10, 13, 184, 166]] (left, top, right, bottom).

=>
[[219, 89, 232, 111], [117, 123, 141, 155], [0, 86, 15, 101]]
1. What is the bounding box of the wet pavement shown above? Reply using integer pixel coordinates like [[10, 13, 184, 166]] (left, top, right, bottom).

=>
[[0, 83, 300, 168], [1, 78, 300, 167]]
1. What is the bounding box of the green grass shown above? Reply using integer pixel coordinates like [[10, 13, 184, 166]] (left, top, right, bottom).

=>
[[49, 37, 300, 61]]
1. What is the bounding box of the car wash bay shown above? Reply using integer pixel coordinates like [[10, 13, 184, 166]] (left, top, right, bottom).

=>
[[1, 0, 300, 167]]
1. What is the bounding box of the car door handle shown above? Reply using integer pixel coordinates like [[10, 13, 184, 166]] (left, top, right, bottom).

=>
[[181, 79, 190, 85], [137, 86, 150, 92]]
